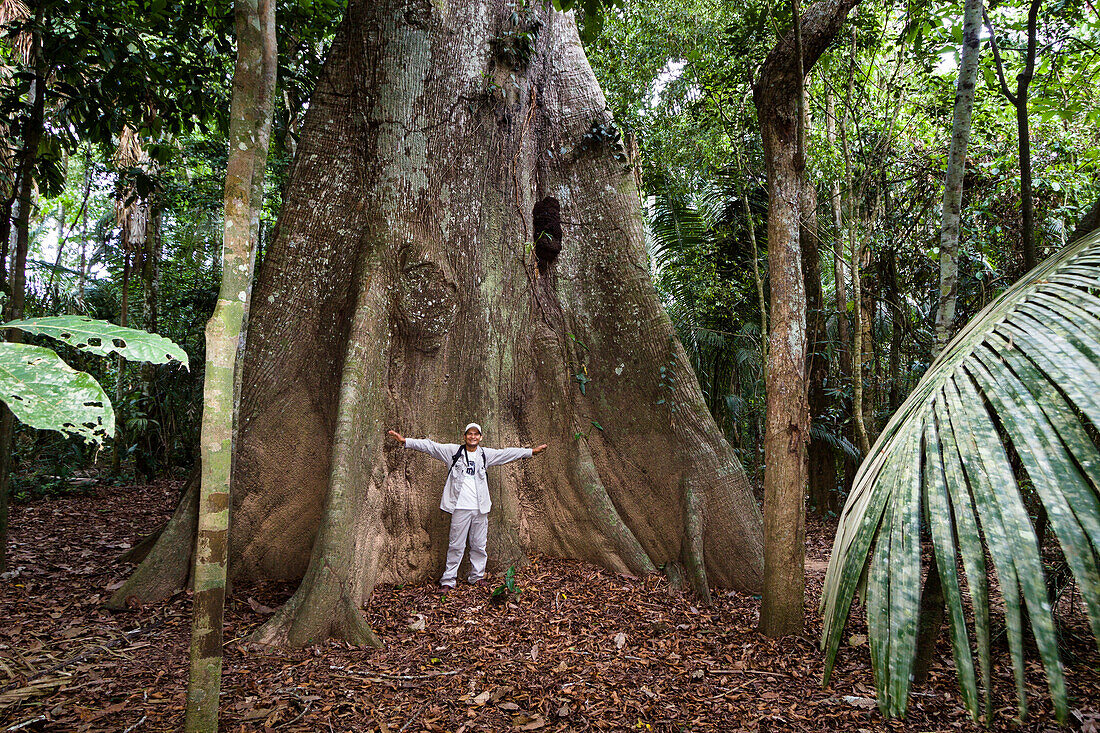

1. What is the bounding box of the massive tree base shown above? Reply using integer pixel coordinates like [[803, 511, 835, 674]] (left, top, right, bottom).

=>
[[119, 0, 764, 646]]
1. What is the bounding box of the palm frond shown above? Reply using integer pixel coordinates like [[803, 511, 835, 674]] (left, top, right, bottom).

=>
[[809, 422, 862, 460], [821, 229, 1100, 723], [648, 184, 709, 271]]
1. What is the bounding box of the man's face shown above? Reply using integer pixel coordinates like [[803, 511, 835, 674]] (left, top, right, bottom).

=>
[[465, 429, 481, 447]]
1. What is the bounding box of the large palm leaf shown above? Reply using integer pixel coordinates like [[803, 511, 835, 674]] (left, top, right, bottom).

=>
[[821, 229, 1100, 723]]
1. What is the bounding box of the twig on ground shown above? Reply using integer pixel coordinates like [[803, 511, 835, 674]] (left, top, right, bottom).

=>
[[397, 702, 429, 733], [121, 715, 147, 733], [4, 715, 46, 732]]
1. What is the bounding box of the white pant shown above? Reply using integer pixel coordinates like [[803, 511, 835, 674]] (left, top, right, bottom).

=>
[[442, 509, 488, 586]]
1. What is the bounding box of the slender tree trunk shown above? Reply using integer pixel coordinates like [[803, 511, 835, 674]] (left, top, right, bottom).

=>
[[744, 191, 767, 378], [860, 238, 876, 438], [184, 0, 277, 727], [0, 26, 44, 575], [885, 247, 904, 412], [112, 250, 131, 475], [755, 0, 860, 637], [848, 217, 870, 455], [0, 192, 13, 294], [803, 149, 834, 515], [986, 0, 1042, 273], [75, 150, 92, 312], [917, 0, 985, 679], [935, 0, 984, 353], [838, 41, 871, 457], [827, 83, 858, 493], [825, 86, 848, 378]]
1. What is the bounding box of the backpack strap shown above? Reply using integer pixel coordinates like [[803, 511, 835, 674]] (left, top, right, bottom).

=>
[[450, 446, 487, 469]]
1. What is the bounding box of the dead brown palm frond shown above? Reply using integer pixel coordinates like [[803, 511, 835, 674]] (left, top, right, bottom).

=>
[[1, 0, 33, 66], [0, 0, 30, 25], [113, 126, 147, 168]]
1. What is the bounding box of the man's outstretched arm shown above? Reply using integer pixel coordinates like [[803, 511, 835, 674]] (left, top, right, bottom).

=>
[[387, 430, 452, 462], [485, 443, 548, 466]]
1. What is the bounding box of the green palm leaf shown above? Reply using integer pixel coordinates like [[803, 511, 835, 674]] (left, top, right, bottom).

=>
[[821, 229, 1100, 723]]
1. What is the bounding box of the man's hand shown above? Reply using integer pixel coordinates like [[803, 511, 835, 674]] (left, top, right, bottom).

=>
[[387, 430, 406, 444], [532, 444, 548, 455]]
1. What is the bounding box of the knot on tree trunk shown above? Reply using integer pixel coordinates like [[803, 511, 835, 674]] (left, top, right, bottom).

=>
[[395, 260, 457, 351]]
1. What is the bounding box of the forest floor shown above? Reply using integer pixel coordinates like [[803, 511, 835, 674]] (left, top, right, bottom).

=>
[[1, 478, 1098, 732]]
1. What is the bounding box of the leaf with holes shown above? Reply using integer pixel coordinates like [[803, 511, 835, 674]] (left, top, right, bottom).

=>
[[4, 316, 189, 366], [0, 343, 114, 445], [821, 229, 1100, 724]]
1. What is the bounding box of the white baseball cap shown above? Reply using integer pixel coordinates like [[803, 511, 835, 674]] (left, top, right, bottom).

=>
[[464, 422, 482, 434]]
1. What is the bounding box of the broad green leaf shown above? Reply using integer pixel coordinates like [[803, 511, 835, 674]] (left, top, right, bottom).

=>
[[0, 343, 114, 445], [4, 316, 189, 367], [821, 229, 1100, 723]]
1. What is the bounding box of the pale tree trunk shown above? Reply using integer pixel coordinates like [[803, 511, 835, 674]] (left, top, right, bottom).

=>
[[120, 0, 765, 644], [75, 151, 92, 312], [825, 86, 848, 380], [838, 37, 871, 457], [0, 21, 44, 575], [826, 83, 858, 493], [184, 0, 276, 727], [885, 246, 903, 411], [735, 145, 767, 384], [986, 0, 1042, 273], [755, 0, 860, 637], [935, 0, 984, 353], [921, 0, 985, 676], [112, 250, 131, 475], [747, 194, 767, 377], [859, 230, 876, 436]]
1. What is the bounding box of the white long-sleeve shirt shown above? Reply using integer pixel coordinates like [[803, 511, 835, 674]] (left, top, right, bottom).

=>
[[404, 438, 533, 514]]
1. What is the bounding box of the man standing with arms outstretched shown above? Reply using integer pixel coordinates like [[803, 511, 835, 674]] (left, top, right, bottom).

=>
[[387, 424, 547, 591]]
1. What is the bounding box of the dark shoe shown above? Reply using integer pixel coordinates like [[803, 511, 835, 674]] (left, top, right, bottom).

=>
[[468, 578, 489, 587], [434, 584, 455, 594]]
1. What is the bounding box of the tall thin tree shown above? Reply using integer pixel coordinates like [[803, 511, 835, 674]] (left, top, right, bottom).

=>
[[0, 2, 45, 575], [985, 0, 1043, 272], [935, 0, 985, 353], [184, 0, 276, 728], [755, 0, 860, 637]]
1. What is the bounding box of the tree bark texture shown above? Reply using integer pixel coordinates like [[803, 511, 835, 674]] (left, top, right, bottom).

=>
[[123, 1, 763, 648], [935, 0, 984, 354], [185, 0, 276, 728], [754, 0, 860, 637]]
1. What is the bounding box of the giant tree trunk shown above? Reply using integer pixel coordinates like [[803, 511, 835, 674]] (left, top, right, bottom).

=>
[[122, 0, 763, 647], [754, 0, 859, 637]]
